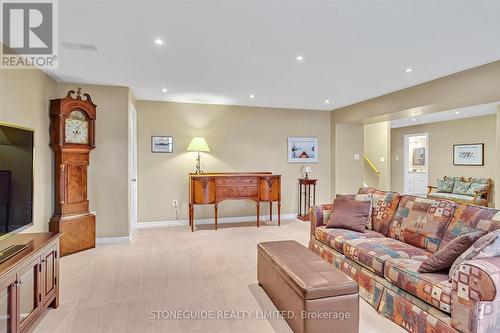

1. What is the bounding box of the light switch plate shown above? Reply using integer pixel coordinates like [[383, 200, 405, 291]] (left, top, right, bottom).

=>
[[354, 154, 360, 160]]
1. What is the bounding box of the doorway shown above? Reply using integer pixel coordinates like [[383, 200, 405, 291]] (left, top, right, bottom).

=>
[[403, 133, 429, 196]]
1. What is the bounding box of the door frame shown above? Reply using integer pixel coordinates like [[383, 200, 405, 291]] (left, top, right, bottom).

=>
[[403, 132, 429, 194], [129, 103, 138, 236]]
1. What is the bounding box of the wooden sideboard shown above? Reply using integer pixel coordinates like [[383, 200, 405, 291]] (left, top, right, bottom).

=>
[[189, 173, 281, 231], [0, 232, 60, 333]]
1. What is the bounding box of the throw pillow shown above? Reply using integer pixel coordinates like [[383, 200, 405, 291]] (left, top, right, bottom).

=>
[[334, 193, 374, 229], [465, 182, 489, 197], [452, 180, 472, 195], [326, 199, 371, 232], [449, 229, 500, 280], [418, 230, 485, 273], [436, 179, 455, 193]]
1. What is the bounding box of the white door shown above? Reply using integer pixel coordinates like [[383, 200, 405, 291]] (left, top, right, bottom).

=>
[[403, 133, 429, 196], [129, 104, 138, 234]]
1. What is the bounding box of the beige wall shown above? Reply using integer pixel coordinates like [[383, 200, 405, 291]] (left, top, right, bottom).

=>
[[55, 84, 130, 237], [391, 115, 497, 206], [334, 123, 364, 194], [136, 101, 331, 222], [364, 121, 391, 190], [0, 69, 56, 233]]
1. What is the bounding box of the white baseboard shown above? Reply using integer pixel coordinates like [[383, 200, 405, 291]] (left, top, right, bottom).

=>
[[96, 236, 131, 245], [135, 213, 297, 229]]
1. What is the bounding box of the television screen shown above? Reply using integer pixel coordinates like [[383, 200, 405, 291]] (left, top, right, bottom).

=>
[[0, 124, 34, 237]]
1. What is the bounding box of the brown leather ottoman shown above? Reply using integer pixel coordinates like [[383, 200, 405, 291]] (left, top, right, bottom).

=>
[[257, 240, 359, 333]]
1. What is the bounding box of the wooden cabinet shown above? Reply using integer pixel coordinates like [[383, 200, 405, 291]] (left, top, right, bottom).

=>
[[189, 173, 281, 231], [0, 233, 60, 333]]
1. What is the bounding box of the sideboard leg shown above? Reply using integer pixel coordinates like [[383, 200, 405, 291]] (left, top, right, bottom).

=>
[[269, 202, 273, 221], [278, 202, 281, 226], [256, 202, 260, 228], [214, 204, 218, 230], [189, 204, 195, 232]]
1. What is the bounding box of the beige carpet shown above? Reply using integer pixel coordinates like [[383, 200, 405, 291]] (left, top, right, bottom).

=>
[[32, 219, 405, 333]]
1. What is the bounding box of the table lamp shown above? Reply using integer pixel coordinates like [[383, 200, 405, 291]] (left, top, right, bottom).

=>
[[187, 137, 210, 174], [302, 166, 311, 179]]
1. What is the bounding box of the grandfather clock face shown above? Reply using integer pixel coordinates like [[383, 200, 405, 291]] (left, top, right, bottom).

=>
[[65, 110, 89, 144]]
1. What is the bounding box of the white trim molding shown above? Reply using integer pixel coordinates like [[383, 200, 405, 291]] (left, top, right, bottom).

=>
[[135, 214, 297, 229], [96, 236, 131, 245]]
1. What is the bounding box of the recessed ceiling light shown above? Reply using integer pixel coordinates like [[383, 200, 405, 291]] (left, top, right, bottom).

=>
[[249, 94, 255, 99], [154, 38, 164, 45], [412, 118, 416, 122], [296, 55, 304, 62], [162, 88, 167, 93], [405, 68, 413, 73], [324, 99, 330, 104], [455, 111, 460, 114]]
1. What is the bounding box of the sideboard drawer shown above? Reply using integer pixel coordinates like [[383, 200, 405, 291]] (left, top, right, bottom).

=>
[[216, 177, 258, 186], [217, 185, 258, 198]]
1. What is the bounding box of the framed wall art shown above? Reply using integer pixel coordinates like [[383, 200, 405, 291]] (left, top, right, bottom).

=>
[[151, 136, 173, 153], [453, 143, 484, 166], [288, 137, 318, 163]]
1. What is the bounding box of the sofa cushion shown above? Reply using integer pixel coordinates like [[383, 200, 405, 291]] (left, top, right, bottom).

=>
[[334, 193, 374, 228], [465, 182, 489, 197], [326, 199, 371, 232], [343, 237, 430, 277], [315, 226, 384, 253], [418, 230, 485, 273], [388, 195, 456, 253], [357, 187, 402, 236], [436, 179, 455, 193], [440, 204, 500, 248], [427, 192, 488, 206], [384, 258, 452, 313], [452, 180, 472, 195]]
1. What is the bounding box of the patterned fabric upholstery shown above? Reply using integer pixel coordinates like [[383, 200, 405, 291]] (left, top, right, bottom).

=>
[[453, 180, 472, 195], [314, 226, 384, 253], [343, 237, 430, 276], [440, 204, 500, 248], [357, 187, 402, 236], [428, 192, 488, 207], [388, 195, 456, 253], [384, 258, 452, 312], [451, 257, 500, 333], [381, 289, 457, 333]]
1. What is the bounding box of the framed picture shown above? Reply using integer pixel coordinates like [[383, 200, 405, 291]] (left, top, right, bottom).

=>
[[288, 137, 318, 163], [412, 147, 425, 165], [453, 143, 484, 166], [151, 136, 173, 153]]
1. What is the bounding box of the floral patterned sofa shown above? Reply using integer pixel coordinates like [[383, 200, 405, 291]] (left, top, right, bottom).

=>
[[427, 176, 493, 207], [309, 187, 500, 333]]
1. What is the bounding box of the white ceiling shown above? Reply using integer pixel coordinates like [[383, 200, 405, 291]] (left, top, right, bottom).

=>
[[47, 0, 500, 110], [391, 102, 499, 128]]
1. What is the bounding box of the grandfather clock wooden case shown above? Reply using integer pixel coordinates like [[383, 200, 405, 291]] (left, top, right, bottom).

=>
[[49, 89, 96, 256]]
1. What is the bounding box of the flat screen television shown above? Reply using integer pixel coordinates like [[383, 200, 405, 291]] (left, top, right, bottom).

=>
[[0, 123, 34, 240]]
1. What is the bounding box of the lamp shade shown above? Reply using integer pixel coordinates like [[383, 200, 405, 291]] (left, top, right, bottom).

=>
[[302, 166, 311, 173], [187, 137, 210, 152]]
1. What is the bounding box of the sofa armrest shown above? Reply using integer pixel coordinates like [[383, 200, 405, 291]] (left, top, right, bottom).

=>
[[427, 185, 437, 194], [451, 257, 500, 333], [309, 204, 333, 238]]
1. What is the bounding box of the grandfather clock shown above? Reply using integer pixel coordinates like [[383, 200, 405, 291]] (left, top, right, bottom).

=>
[[49, 88, 96, 256]]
